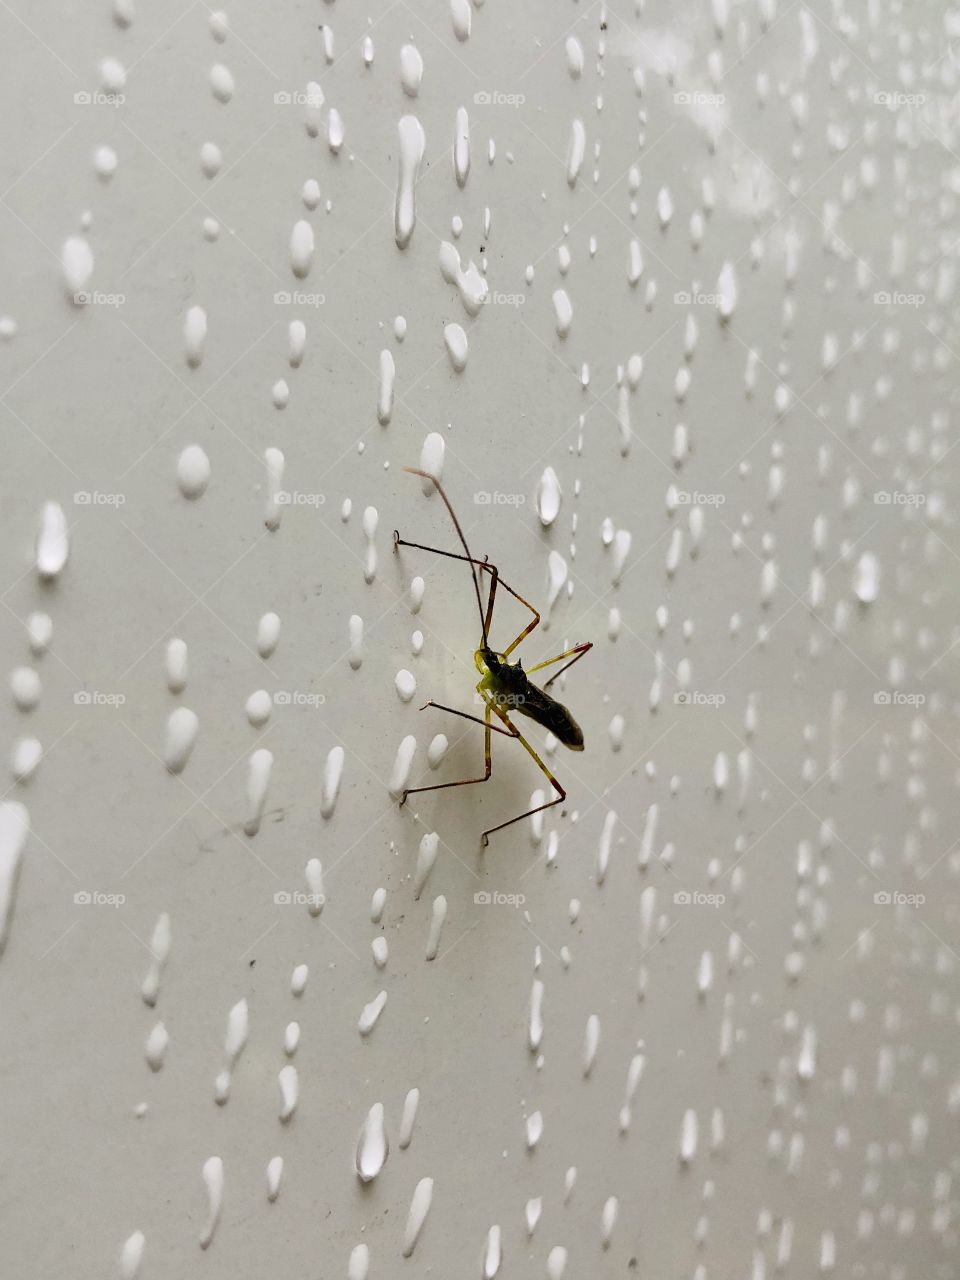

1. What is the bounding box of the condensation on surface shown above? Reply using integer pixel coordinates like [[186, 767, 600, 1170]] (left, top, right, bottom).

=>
[[1, 1, 959, 1278]]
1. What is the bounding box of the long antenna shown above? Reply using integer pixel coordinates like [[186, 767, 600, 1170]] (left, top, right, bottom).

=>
[[402, 467, 487, 642]]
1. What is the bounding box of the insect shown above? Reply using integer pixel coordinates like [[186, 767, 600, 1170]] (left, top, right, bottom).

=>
[[393, 467, 593, 845]]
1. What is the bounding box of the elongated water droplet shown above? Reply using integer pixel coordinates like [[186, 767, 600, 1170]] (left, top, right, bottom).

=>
[[36, 502, 69, 580], [184, 305, 207, 367], [119, 1231, 145, 1278], [164, 707, 198, 774], [377, 349, 395, 425], [244, 748, 273, 836], [320, 746, 345, 819], [566, 118, 585, 187], [443, 322, 468, 372], [536, 467, 562, 526], [395, 116, 426, 249], [0, 803, 29, 957], [356, 1102, 388, 1181], [400, 44, 423, 97], [198, 1156, 224, 1249], [288, 217, 314, 278], [454, 107, 470, 186], [402, 1177, 434, 1257]]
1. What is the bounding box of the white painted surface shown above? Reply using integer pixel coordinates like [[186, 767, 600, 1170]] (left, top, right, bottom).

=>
[[0, 3, 956, 1278]]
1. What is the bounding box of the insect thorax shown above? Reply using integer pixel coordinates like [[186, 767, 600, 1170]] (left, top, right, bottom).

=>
[[475, 646, 585, 750]]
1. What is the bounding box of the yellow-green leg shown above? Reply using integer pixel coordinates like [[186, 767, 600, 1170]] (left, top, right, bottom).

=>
[[481, 701, 566, 845], [526, 641, 594, 688], [399, 699, 496, 806]]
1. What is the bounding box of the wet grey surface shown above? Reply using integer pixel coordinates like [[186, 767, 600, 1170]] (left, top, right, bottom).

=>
[[1, 1, 959, 1276]]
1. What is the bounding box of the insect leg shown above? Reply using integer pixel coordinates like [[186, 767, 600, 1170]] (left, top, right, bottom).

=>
[[393, 533, 493, 576], [418, 699, 519, 738], [394, 533, 498, 638], [490, 576, 540, 657], [399, 699, 494, 806], [393, 529, 538, 655], [525, 641, 594, 688], [480, 703, 566, 845]]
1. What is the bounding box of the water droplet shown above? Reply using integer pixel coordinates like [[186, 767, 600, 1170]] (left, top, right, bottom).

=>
[[176, 445, 210, 498], [395, 116, 426, 249], [536, 467, 562, 526], [356, 1102, 389, 1181]]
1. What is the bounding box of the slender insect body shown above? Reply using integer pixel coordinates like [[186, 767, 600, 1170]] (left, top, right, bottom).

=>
[[476, 647, 585, 751], [394, 467, 593, 843]]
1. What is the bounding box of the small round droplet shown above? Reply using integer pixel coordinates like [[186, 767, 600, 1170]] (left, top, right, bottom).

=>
[[176, 445, 211, 499], [10, 668, 41, 712], [245, 690, 272, 727], [93, 145, 118, 179]]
